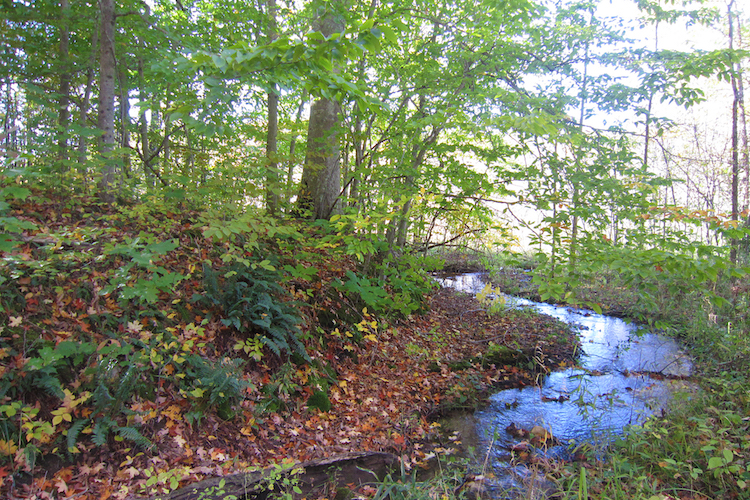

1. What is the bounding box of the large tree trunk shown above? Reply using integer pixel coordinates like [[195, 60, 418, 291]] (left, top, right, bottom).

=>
[[96, 0, 119, 202], [297, 3, 345, 220]]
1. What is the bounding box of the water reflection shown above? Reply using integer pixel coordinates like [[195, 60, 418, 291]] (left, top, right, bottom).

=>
[[438, 273, 697, 498]]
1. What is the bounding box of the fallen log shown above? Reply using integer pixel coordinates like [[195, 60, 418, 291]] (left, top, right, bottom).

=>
[[129, 451, 400, 500]]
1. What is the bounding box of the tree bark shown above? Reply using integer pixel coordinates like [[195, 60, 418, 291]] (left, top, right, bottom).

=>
[[126, 452, 398, 500], [58, 0, 71, 169], [728, 0, 740, 263], [265, 0, 280, 215], [297, 3, 345, 220], [97, 0, 119, 202]]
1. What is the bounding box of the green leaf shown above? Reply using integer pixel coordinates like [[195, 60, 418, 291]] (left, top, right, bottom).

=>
[[378, 25, 398, 44]]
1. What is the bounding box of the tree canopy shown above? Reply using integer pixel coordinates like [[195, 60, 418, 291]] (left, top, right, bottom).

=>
[[2, 0, 750, 498]]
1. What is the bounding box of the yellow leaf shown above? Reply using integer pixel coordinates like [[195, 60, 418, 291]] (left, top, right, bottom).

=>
[[0, 439, 18, 455]]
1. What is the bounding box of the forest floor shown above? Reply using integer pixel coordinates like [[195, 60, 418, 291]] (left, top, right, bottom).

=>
[[0, 194, 581, 500]]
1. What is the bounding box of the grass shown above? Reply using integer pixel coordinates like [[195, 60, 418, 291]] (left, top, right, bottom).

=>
[[474, 249, 750, 500], [555, 372, 750, 499]]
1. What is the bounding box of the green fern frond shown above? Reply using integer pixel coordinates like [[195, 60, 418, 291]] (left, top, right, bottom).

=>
[[92, 417, 115, 447], [116, 425, 154, 451], [66, 419, 88, 454]]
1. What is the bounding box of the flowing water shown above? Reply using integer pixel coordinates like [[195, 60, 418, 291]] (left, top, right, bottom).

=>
[[438, 273, 697, 499]]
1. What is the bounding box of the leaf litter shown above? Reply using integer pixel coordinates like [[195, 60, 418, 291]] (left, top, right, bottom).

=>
[[0, 194, 579, 499]]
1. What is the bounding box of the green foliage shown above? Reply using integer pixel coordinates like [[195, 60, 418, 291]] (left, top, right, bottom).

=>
[[2, 340, 97, 400], [306, 390, 331, 412], [370, 454, 469, 500], [0, 170, 37, 253], [200, 263, 309, 361], [475, 283, 506, 316], [0, 318, 256, 464], [258, 363, 301, 413], [333, 253, 438, 318], [559, 374, 750, 499], [183, 355, 248, 422], [255, 462, 304, 499], [198, 209, 301, 247], [100, 234, 186, 304]]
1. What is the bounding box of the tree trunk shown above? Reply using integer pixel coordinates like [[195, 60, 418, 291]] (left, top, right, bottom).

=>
[[728, 0, 740, 263], [118, 62, 131, 177], [265, 0, 280, 215], [126, 452, 398, 500], [58, 0, 71, 170], [297, 3, 345, 220], [77, 25, 98, 170], [569, 40, 590, 278], [97, 0, 119, 202], [286, 92, 307, 204]]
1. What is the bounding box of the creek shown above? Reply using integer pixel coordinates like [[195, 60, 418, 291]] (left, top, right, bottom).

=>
[[438, 273, 697, 499]]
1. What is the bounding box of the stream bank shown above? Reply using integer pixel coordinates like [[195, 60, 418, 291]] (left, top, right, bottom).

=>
[[438, 273, 698, 499]]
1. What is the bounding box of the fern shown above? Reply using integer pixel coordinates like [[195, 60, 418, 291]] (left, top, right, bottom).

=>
[[66, 419, 88, 454], [116, 425, 154, 451], [33, 373, 65, 399], [92, 417, 115, 447], [184, 355, 247, 420], [199, 263, 310, 361]]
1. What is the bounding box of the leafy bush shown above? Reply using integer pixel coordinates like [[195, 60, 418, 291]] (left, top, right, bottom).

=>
[[200, 263, 309, 361], [0, 168, 38, 253], [183, 355, 248, 422], [334, 254, 438, 317], [100, 234, 186, 304], [0, 322, 253, 467]]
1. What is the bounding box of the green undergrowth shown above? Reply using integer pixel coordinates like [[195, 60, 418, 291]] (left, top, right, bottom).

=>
[[556, 372, 750, 500], [368, 454, 474, 500], [0, 194, 452, 476], [476, 249, 750, 500]]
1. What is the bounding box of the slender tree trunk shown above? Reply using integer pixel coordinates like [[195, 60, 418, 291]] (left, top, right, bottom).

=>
[[97, 0, 119, 202], [351, 108, 363, 208], [298, 3, 345, 220], [265, 0, 280, 215], [58, 0, 71, 171], [569, 41, 589, 276], [136, 50, 153, 186], [348, 0, 377, 211], [643, 22, 658, 169], [77, 26, 98, 170], [286, 93, 307, 204], [118, 63, 131, 177], [728, 0, 740, 263], [734, 13, 750, 263]]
